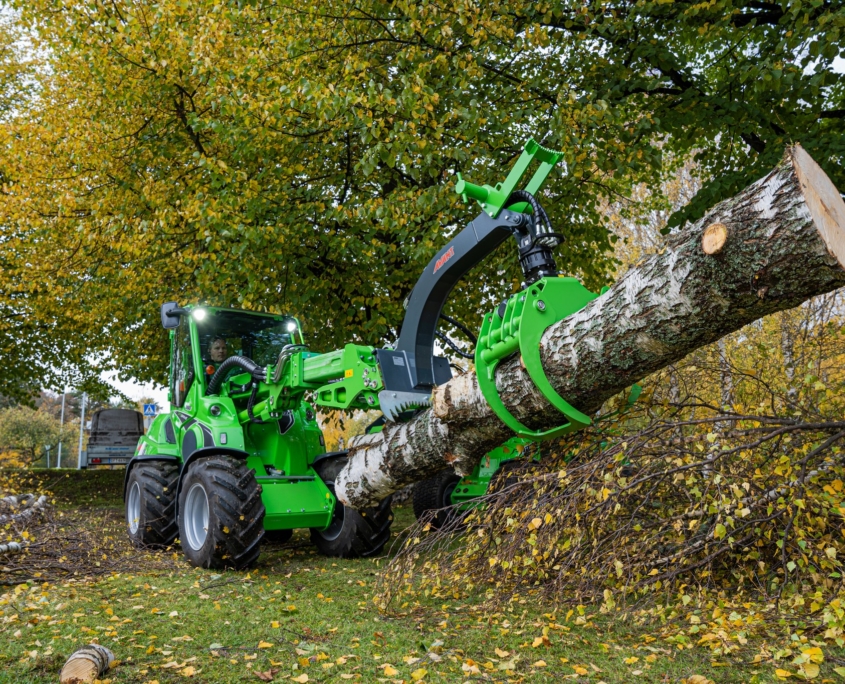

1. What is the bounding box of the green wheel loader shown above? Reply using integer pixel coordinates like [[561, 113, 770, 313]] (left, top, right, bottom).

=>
[[124, 138, 630, 569]]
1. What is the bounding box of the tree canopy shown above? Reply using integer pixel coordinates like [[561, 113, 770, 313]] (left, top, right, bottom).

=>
[[0, 0, 842, 397]]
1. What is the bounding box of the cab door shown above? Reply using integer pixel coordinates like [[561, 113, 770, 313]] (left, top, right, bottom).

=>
[[169, 317, 200, 459]]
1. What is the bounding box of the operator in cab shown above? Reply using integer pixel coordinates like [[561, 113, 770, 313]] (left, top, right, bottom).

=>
[[205, 336, 228, 383]]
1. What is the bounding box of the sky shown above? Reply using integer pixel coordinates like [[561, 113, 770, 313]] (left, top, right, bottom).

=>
[[103, 371, 170, 412]]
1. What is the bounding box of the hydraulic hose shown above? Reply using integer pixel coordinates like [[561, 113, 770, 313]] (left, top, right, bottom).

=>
[[206, 356, 267, 395], [505, 189, 562, 247], [247, 383, 264, 423]]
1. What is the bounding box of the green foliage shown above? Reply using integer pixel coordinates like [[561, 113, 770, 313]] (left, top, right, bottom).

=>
[[0, 406, 74, 464], [0, 0, 841, 391]]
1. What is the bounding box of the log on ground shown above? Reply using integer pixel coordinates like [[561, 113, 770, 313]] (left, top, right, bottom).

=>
[[336, 145, 845, 509]]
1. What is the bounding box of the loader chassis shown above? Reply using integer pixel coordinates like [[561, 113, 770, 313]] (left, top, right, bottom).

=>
[[125, 138, 619, 569]]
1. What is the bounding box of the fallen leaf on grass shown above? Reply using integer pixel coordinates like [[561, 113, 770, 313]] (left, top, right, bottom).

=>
[[258, 641, 273, 649], [411, 668, 428, 681], [462, 660, 481, 674], [800, 663, 820, 679], [181, 666, 196, 677], [495, 648, 510, 658], [775, 670, 794, 680], [255, 669, 279, 682], [382, 665, 399, 676], [291, 675, 309, 683], [532, 660, 547, 667]]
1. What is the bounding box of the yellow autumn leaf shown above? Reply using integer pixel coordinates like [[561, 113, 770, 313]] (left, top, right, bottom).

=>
[[494, 648, 510, 658], [181, 665, 196, 677], [292, 675, 309, 683], [801, 663, 820, 679], [573, 666, 588, 675], [625, 656, 639, 664], [533, 660, 547, 667], [258, 641, 273, 649], [383, 665, 399, 676], [462, 660, 481, 674], [775, 669, 793, 679], [411, 667, 428, 681], [802, 646, 824, 664]]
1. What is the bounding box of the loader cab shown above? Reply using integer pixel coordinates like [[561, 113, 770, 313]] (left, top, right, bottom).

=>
[[164, 304, 304, 405]]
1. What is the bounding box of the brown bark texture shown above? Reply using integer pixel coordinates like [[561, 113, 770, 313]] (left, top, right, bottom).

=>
[[335, 145, 845, 509]]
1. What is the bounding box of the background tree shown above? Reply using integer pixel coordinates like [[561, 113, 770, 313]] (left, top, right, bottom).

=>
[[0, 405, 74, 465], [0, 0, 841, 393]]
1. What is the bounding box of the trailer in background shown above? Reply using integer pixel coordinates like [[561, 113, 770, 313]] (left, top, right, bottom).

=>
[[82, 409, 144, 468]]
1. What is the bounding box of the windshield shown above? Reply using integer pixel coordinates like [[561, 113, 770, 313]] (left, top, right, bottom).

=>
[[194, 309, 300, 367]]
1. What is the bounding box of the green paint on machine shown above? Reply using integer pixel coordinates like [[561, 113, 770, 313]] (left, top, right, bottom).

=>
[[125, 137, 638, 567]]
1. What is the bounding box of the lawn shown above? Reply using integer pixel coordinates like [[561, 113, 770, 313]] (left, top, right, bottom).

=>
[[0, 469, 837, 683]]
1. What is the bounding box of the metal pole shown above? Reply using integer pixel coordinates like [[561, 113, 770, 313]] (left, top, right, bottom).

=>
[[77, 393, 86, 469], [45, 446, 50, 469], [57, 391, 66, 468]]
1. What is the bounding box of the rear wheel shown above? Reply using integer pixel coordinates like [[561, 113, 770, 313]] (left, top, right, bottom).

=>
[[125, 461, 179, 548], [263, 528, 294, 544], [412, 469, 462, 528], [177, 456, 265, 569], [488, 458, 536, 493], [310, 456, 393, 558]]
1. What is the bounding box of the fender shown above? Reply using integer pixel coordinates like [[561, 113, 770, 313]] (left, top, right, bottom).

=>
[[175, 446, 251, 514], [123, 455, 180, 502], [311, 451, 348, 469]]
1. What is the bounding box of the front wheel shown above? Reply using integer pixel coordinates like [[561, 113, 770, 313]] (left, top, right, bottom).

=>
[[125, 461, 179, 548], [310, 456, 393, 558], [177, 456, 265, 569]]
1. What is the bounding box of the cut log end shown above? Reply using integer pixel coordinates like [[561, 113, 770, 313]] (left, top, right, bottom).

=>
[[702, 222, 728, 255], [791, 144, 845, 269]]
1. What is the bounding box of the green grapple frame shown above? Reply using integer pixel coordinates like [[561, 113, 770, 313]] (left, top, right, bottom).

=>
[[125, 138, 632, 568]]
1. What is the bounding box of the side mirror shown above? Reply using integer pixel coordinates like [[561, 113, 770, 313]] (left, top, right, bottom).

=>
[[161, 301, 187, 329]]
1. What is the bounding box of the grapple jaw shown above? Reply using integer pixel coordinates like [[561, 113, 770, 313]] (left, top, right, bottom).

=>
[[378, 390, 432, 422]]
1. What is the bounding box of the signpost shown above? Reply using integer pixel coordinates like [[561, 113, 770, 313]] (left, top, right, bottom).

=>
[[143, 404, 157, 431], [77, 393, 86, 469]]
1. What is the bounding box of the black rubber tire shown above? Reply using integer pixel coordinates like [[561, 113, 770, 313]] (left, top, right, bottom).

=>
[[125, 461, 179, 548], [412, 469, 462, 528], [310, 456, 393, 558], [177, 456, 265, 570], [263, 528, 294, 544]]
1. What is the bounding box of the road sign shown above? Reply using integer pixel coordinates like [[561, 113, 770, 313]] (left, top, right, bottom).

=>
[[143, 404, 157, 417]]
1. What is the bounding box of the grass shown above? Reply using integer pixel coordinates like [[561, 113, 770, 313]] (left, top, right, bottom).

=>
[[0, 470, 837, 683]]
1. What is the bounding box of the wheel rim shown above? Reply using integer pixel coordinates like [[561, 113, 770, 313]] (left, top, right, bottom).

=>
[[318, 498, 345, 541], [442, 480, 459, 508], [184, 482, 210, 551], [127, 481, 141, 534]]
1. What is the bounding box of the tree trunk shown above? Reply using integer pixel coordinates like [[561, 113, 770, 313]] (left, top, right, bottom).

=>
[[336, 145, 845, 509]]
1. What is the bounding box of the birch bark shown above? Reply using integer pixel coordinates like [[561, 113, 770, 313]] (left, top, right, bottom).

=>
[[336, 145, 845, 509]]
